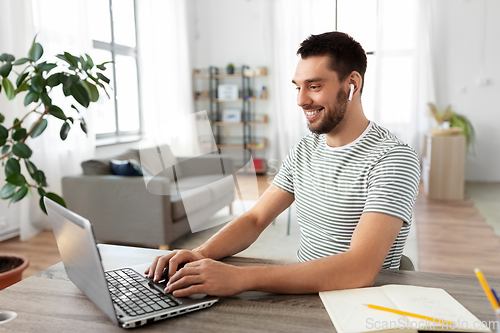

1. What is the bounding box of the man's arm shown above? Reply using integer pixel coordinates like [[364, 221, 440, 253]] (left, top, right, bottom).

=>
[[145, 184, 294, 280], [165, 212, 403, 296]]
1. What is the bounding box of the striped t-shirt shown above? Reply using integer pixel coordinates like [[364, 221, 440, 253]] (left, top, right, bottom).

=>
[[273, 122, 420, 269]]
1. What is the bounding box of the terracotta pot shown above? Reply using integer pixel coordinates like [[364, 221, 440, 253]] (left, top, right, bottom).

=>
[[0, 254, 29, 290]]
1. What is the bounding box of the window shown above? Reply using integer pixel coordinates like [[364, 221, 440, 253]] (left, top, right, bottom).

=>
[[88, 0, 142, 141], [337, 0, 417, 125]]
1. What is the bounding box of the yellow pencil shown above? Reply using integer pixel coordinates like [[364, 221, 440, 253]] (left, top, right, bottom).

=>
[[474, 268, 500, 311], [364, 304, 454, 326]]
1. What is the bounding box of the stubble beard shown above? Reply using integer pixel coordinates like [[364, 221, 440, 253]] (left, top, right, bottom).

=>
[[307, 87, 348, 135]]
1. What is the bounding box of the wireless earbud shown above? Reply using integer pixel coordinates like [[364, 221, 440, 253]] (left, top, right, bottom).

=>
[[348, 84, 354, 101]]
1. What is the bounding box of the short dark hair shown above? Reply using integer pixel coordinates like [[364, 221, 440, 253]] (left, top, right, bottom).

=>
[[297, 31, 367, 93]]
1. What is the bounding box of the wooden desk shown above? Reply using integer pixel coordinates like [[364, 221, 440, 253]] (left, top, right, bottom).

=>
[[0, 245, 498, 332]]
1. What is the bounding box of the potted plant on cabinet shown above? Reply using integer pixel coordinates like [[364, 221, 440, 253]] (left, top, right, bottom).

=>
[[226, 63, 235, 75], [0, 35, 111, 289], [428, 103, 476, 151]]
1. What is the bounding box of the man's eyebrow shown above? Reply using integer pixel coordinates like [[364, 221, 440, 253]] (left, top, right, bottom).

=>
[[291, 78, 326, 84]]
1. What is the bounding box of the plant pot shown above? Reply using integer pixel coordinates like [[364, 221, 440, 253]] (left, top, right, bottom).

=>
[[226, 67, 234, 74], [0, 254, 29, 290]]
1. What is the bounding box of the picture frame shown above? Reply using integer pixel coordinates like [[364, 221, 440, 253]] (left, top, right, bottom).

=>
[[217, 84, 239, 100], [222, 108, 242, 123]]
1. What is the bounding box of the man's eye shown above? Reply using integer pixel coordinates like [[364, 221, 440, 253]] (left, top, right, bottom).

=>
[[310, 86, 319, 90], [295, 87, 301, 91]]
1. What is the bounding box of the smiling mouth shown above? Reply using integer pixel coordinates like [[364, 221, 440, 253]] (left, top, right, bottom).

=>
[[305, 107, 324, 120]]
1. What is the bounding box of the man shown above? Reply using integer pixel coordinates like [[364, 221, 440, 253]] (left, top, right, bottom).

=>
[[145, 31, 420, 297]]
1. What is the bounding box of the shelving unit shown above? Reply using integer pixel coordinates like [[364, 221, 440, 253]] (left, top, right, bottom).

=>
[[193, 66, 268, 173]]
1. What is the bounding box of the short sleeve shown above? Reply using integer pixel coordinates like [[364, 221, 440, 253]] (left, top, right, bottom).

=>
[[272, 146, 296, 194], [363, 145, 421, 225]]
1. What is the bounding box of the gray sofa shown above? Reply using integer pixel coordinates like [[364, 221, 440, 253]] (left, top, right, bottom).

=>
[[61, 147, 235, 248]]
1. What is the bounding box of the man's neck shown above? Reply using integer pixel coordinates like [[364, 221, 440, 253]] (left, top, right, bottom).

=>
[[325, 105, 370, 148]]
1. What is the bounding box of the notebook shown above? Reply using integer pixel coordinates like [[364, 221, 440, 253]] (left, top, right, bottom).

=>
[[44, 197, 218, 329], [319, 284, 491, 333]]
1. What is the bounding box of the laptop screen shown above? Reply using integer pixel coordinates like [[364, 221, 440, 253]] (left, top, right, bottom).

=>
[[45, 197, 118, 325]]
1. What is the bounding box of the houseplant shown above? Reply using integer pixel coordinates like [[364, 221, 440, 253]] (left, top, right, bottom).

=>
[[428, 103, 475, 150], [0, 35, 111, 288], [0, 35, 111, 213], [226, 63, 235, 74]]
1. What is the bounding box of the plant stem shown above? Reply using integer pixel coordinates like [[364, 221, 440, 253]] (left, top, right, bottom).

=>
[[22, 105, 49, 143], [7, 103, 43, 131]]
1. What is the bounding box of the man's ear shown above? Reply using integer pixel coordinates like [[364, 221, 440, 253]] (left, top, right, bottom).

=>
[[347, 71, 363, 98]]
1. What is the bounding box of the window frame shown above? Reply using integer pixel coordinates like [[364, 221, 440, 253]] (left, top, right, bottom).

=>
[[93, 0, 143, 142]]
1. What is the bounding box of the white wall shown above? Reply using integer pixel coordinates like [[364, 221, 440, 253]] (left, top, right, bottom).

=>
[[431, 0, 500, 181]]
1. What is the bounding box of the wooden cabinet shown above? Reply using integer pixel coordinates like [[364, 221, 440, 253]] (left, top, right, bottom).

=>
[[422, 133, 466, 200]]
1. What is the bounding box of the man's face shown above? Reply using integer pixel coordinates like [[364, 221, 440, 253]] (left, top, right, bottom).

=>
[[292, 55, 348, 135]]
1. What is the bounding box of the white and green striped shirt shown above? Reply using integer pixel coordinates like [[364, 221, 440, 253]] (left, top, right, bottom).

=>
[[273, 122, 420, 269]]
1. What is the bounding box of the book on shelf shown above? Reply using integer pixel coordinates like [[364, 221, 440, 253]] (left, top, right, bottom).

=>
[[319, 284, 491, 333]]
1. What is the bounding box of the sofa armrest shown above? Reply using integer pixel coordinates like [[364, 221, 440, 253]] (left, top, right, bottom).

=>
[[61, 175, 172, 246], [176, 154, 234, 178]]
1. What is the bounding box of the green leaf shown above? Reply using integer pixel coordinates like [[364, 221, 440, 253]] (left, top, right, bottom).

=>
[[37, 187, 46, 197], [82, 80, 99, 102], [5, 158, 20, 176], [71, 104, 80, 113], [13, 118, 20, 129], [0, 113, 4, 123], [14, 81, 29, 94], [67, 117, 74, 124], [40, 90, 51, 106], [30, 118, 48, 138], [85, 54, 94, 68], [1, 144, 10, 154], [12, 142, 32, 158], [29, 43, 43, 62], [64, 52, 78, 67], [31, 73, 43, 92], [46, 72, 62, 87], [12, 128, 27, 141], [24, 159, 38, 179], [5, 173, 26, 186], [0, 183, 16, 199], [2, 78, 15, 100], [0, 62, 12, 78], [0, 125, 8, 140], [71, 82, 90, 108], [60, 122, 70, 140], [61, 74, 72, 96], [16, 72, 29, 88], [97, 72, 110, 84], [80, 118, 88, 135], [13, 58, 29, 66], [39, 195, 47, 214], [37, 62, 57, 73], [0, 53, 15, 62], [48, 105, 66, 120], [24, 91, 40, 106], [46, 192, 66, 207], [10, 186, 28, 205], [34, 170, 48, 186], [97, 64, 106, 71]]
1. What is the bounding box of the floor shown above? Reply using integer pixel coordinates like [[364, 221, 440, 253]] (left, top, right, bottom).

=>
[[1, 176, 500, 281]]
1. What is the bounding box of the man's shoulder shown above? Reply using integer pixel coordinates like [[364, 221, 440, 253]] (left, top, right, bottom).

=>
[[367, 123, 419, 163]]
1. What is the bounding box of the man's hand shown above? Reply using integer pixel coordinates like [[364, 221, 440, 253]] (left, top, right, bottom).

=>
[[144, 249, 204, 282], [165, 259, 247, 297]]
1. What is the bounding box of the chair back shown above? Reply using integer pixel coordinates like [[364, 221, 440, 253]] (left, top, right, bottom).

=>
[[399, 254, 415, 271]]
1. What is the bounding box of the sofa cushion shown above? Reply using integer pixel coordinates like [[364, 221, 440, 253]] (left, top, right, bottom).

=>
[[170, 185, 212, 221], [81, 149, 140, 175], [110, 159, 143, 176]]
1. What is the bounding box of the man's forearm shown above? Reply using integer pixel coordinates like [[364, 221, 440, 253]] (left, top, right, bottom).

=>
[[241, 251, 379, 294], [193, 211, 267, 260]]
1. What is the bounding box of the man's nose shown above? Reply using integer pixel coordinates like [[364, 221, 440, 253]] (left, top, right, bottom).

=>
[[297, 89, 312, 108]]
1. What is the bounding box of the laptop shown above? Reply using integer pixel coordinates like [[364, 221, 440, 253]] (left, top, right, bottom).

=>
[[44, 197, 218, 329]]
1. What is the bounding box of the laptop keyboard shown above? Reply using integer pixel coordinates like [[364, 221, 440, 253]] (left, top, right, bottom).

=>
[[105, 268, 180, 317]]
